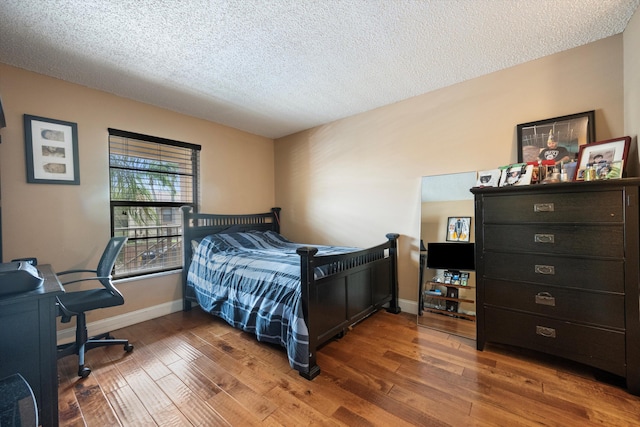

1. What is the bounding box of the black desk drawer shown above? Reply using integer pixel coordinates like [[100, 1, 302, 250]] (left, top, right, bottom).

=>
[[484, 307, 625, 376], [483, 191, 623, 223], [483, 224, 624, 257], [483, 252, 624, 293], [484, 279, 624, 328]]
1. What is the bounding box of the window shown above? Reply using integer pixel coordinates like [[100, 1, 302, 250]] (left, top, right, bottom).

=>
[[109, 129, 201, 278]]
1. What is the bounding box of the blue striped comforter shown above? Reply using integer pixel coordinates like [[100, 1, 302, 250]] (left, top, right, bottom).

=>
[[186, 230, 358, 372]]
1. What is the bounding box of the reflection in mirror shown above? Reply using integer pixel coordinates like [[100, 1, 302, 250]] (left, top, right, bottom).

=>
[[419, 171, 477, 340]]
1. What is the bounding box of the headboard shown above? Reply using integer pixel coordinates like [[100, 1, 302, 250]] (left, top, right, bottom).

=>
[[181, 206, 281, 310]]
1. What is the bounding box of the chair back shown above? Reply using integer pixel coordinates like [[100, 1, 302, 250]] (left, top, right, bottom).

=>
[[97, 236, 128, 292]]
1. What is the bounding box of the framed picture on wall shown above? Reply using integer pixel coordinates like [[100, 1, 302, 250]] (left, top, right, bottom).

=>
[[517, 110, 595, 164], [24, 114, 80, 185], [446, 217, 471, 242]]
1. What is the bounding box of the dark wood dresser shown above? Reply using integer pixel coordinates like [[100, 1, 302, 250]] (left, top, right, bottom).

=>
[[471, 178, 640, 394]]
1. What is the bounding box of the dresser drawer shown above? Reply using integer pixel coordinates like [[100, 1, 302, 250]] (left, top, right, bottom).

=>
[[483, 224, 624, 257], [484, 279, 625, 328], [483, 191, 623, 223], [484, 307, 625, 376], [482, 252, 624, 293]]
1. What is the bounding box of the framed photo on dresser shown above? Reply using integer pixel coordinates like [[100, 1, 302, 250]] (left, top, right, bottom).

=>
[[575, 136, 630, 180], [517, 110, 595, 164], [475, 169, 501, 187], [499, 163, 533, 187]]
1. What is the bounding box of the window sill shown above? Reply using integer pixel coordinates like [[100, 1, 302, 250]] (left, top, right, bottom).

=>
[[114, 268, 182, 284]]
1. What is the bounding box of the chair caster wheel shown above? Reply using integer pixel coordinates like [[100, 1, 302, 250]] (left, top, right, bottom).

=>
[[78, 367, 91, 378], [124, 343, 134, 352]]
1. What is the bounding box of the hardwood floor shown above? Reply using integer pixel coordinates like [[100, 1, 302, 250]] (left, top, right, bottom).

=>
[[57, 309, 640, 426]]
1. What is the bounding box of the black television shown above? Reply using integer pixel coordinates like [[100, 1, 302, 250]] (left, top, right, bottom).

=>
[[426, 242, 475, 272]]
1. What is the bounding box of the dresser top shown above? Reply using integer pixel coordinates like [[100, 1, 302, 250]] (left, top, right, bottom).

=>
[[470, 177, 640, 195]]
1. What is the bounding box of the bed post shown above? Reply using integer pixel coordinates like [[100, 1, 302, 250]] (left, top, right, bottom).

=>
[[386, 233, 401, 314], [296, 246, 321, 380], [271, 207, 282, 233], [182, 205, 193, 311]]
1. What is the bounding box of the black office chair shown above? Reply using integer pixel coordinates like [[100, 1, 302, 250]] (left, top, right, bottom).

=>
[[56, 237, 134, 378]]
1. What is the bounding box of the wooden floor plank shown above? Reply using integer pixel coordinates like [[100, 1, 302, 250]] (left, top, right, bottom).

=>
[[166, 358, 223, 402], [316, 348, 396, 394], [205, 391, 272, 427], [106, 385, 157, 426], [193, 333, 281, 395], [268, 373, 343, 418], [113, 356, 191, 426], [335, 375, 449, 427], [313, 372, 419, 427], [57, 383, 84, 427], [156, 373, 229, 426], [58, 309, 640, 426], [190, 354, 278, 421], [386, 384, 484, 427], [264, 385, 345, 426], [473, 381, 594, 427], [70, 377, 120, 426], [123, 340, 173, 381]]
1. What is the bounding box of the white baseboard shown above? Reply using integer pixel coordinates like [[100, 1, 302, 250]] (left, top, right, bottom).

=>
[[57, 299, 184, 345], [57, 297, 418, 345], [398, 297, 418, 315]]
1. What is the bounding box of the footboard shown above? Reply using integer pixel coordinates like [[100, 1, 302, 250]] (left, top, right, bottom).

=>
[[296, 233, 400, 379]]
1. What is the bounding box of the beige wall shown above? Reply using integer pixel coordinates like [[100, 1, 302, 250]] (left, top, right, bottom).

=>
[[625, 5, 640, 164], [275, 35, 626, 311], [0, 64, 275, 323]]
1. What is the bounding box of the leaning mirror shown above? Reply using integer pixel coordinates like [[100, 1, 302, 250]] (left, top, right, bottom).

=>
[[419, 171, 476, 340]]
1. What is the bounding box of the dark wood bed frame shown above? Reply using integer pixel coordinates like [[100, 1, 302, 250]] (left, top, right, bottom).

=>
[[181, 206, 400, 379]]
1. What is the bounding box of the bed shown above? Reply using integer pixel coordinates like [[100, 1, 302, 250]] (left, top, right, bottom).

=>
[[181, 206, 400, 379]]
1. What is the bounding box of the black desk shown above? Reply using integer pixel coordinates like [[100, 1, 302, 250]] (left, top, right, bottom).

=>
[[0, 265, 62, 427]]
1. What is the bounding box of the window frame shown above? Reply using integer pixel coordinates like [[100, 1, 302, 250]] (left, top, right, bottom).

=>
[[108, 128, 201, 279]]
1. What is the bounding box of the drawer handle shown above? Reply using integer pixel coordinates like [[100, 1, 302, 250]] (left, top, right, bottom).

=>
[[534, 234, 555, 244], [536, 326, 556, 338], [534, 203, 555, 212], [534, 264, 555, 275], [535, 292, 556, 306]]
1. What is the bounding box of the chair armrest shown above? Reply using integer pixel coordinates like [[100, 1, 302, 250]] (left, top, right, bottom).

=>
[[57, 269, 100, 287], [60, 276, 112, 287], [57, 268, 98, 276], [56, 296, 77, 321]]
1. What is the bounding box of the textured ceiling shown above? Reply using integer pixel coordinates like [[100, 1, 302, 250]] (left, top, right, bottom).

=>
[[1, 1, 639, 139]]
